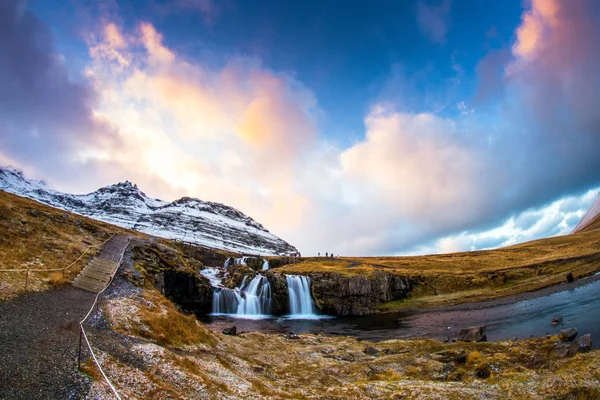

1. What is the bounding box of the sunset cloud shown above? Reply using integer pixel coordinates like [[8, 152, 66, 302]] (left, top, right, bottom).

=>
[[3, 0, 600, 256]]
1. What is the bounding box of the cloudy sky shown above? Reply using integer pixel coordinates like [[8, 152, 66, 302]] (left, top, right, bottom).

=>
[[1, 0, 599, 255]]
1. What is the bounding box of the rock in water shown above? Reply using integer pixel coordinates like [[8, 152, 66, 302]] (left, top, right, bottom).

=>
[[551, 316, 563, 326], [559, 328, 578, 342], [567, 334, 592, 356], [457, 326, 487, 342], [222, 326, 237, 336], [363, 345, 380, 355], [566, 272, 574, 283]]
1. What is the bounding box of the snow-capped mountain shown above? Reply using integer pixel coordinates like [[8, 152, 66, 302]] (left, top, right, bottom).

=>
[[572, 192, 600, 234], [0, 166, 298, 255]]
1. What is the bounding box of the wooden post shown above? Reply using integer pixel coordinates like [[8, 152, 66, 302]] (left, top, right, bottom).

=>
[[78, 326, 83, 370], [24, 269, 30, 291]]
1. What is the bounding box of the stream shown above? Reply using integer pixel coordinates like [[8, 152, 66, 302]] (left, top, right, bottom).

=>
[[201, 278, 600, 348]]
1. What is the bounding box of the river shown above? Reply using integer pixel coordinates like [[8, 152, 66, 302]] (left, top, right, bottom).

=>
[[201, 277, 600, 348]]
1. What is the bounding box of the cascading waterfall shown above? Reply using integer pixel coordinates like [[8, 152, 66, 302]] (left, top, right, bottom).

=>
[[286, 275, 316, 315], [262, 260, 269, 270], [237, 275, 272, 315], [212, 288, 240, 314], [211, 275, 272, 316]]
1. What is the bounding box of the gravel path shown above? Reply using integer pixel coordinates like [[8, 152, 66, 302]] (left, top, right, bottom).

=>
[[0, 235, 129, 400]]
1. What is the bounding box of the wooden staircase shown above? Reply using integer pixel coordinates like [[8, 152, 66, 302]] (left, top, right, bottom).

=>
[[72, 258, 118, 292], [72, 235, 130, 293]]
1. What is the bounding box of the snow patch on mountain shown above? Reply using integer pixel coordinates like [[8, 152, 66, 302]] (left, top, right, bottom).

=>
[[0, 166, 298, 255]]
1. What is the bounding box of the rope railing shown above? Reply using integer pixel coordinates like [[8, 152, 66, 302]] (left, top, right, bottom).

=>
[[0, 232, 117, 290], [78, 236, 130, 400]]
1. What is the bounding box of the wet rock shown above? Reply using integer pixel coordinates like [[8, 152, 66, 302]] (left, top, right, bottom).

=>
[[559, 328, 578, 342], [567, 334, 592, 356], [457, 325, 487, 342], [363, 345, 380, 355], [264, 272, 289, 315], [222, 326, 237, 336], [551, 316, 563, 326], [443, 336, 450, 343], [566, 272, 574, 283]]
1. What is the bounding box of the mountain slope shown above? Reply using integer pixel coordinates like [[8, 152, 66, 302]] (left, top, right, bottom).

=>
[[571, 192, 600, 233], [0, 166, 297, 255]]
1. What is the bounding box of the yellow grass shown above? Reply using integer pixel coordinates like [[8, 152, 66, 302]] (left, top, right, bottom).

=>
[[0, 191, 141, 299]]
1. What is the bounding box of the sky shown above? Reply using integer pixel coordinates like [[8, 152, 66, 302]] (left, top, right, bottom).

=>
[[1, 0, 600, 256]]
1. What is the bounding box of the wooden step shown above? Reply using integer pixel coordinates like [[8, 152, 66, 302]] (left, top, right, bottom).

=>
[[74, 275, 109, 286], [87, 260, 117, 270], [80, 269, 112, 281], [73, 280, 105, 292]]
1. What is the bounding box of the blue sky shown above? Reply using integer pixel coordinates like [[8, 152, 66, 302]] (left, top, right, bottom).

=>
[[1, 0, 600, 255]]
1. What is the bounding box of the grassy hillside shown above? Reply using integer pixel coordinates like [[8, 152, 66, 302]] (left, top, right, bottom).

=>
[[0, 191, 139, 300], [279, 215, 600, 310]]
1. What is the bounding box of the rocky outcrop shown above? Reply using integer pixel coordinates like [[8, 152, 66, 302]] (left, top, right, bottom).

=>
[[223, 264, 257, 288], [309, 272, 414, 316], [178, 243, 231, 269], [265, 272, 289, 315], [160, 270, 213, 315]]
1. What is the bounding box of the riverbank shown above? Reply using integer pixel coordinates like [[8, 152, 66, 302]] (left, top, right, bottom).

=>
[[86, 277, 600, 399]]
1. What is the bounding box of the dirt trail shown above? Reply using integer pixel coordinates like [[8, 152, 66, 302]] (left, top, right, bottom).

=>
[[0, 235, 129, 400]]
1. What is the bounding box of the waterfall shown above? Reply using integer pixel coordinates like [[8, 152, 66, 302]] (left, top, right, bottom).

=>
[[262, 260, 269, 270], [286, 275, 316, 315], [211, 275, 272, 316], [237, 275, 272, 315], [212, 288, 241, 314]]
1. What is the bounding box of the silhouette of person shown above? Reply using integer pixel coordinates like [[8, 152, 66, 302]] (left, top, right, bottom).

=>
[[325, 252, 328, 257], [318, 252, 320, 257]]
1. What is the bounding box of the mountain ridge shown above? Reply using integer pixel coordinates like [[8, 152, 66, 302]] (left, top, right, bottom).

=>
[[0, 166, 297, 256]]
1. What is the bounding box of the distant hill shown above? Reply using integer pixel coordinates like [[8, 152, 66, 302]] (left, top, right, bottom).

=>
[[0, 166, 297, 256]]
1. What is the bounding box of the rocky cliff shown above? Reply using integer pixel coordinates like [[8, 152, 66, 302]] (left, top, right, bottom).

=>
[[309, 272, 414, 316]]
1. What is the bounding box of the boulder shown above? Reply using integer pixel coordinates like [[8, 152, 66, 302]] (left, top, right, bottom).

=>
[[363, 345, 380, 355], [566, 272, 574, 283], [457, 326, 487, 342], [222, 326, 237, 336], [567, 334, 592, 356], [551, 316, 563, 326], [559, 328, 578, 342]]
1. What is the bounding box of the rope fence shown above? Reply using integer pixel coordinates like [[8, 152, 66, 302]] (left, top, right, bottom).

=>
[[78, 237, 130, 400], [0, 232, 117, 291]]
